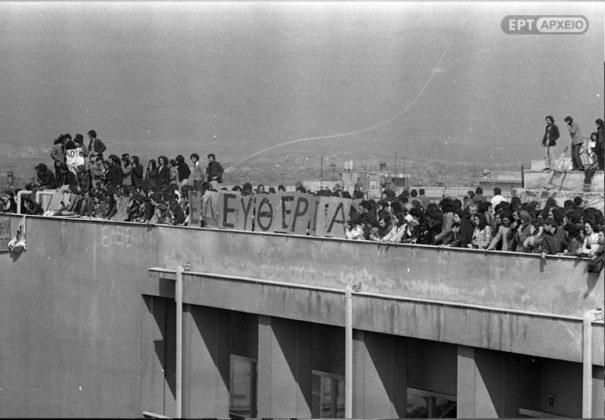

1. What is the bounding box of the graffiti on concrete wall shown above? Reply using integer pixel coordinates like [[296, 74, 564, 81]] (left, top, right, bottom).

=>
[[100, 225, 144, 248]]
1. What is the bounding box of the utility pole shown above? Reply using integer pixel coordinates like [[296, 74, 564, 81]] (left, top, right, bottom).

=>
[[320, 156, 324, 189]]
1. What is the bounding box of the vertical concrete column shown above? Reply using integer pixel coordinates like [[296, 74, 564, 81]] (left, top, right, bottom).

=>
[[352, 331, 407, 418], [457, 346, 519, 417], [182, 305, 230, 418], [257, 315, 312, 417], [593, 366, 605, 418]]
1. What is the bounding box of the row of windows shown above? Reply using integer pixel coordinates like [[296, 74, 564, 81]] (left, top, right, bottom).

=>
[[227, 355, 457, 419]]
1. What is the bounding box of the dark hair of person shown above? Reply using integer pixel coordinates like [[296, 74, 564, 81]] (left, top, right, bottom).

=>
[[410, 189, 418, 197], [500, 210, 512, 221], [477, 201, 491, 214], [87, 130, 97, 138], [169, 159, 177, 166], [493, 187, 501, 195], [565, 223, 583, 240], [190, 153, 199, 160], [440, 198, 457, 214], [596, 119, 604, 127], [545, 116, 554, 124], [573, 196, 583, 207], [473, 212, 488, 230], [108, 155, 121, 164], [53, 137, 64, 145], [551, 207, 565, 226], [409, 207, 423, 219], [584, 220, 599, 232], [132, 156, 139, 165], [425, 202, 439, 214], [176, 155, 184, 162], [419, 188, 425, 195], [590, 132, 598, 141], [207, 153, 216, 159], [158, 156, 168, 166], [564, 116, 573, 124], [148, 159, 157, 169], [74, 134, 84, 144], [475, 186, 483, 194]]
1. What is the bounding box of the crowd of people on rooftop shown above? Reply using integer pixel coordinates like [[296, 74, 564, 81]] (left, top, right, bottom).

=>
[[0, 126, 603, 268], [345, 186, 603, 266]]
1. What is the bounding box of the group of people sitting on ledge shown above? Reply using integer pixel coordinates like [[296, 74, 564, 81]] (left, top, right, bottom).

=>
[[345, 187, 604, 263]]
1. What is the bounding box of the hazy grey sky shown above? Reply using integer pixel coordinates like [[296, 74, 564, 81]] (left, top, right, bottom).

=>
[[0, 2, 603, 167]]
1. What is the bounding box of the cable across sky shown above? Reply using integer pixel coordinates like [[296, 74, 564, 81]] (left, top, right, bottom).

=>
[[233, 39, 453, 168]]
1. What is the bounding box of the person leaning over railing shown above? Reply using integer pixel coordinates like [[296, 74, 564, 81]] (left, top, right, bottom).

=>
[[579, 220, 603, 258], [533, 217, 568, 259], [487, 210, 512, 251], [469, 212, 492, 249]]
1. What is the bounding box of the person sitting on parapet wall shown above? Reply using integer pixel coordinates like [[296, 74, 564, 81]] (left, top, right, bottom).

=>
[[34, 163, 56, 190]]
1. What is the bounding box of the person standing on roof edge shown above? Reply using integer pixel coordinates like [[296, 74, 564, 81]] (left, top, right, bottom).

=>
[[542, 115, 559, 169], [87, 130, 106, 161], [595, 118, 604, 170], [564, 116, 583, 170], [190, 153, 204, 192], [206, 153, 224, 191]]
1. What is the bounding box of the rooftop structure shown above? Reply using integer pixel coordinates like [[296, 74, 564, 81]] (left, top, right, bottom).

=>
[[0, 214, 602, 418]]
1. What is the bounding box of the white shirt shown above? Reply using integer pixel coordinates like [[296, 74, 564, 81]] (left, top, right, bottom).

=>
[[491, 195, 505, 208]]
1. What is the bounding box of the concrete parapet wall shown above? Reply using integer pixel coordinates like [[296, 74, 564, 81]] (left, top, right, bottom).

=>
[[523, 169, 604, 192], [514, 187, 605, 211]]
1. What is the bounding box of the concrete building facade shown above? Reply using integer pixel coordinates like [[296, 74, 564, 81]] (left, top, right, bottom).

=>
[[0, 214, 602, 418]]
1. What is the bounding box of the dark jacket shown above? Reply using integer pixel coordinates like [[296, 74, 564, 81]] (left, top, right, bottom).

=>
[[543, 123, 560, 146], [157, 165, 171, 189], [534, 227, 568, 255], [88, 138, 106, 156], [105, 164, 123, 188], [37, 168, 56, 189], [177, 161, 191, 182], [132, 164, 144, 187], [206, 161, 224, 183], [145, 168, 158, 190], [458, 214, 474, 248]]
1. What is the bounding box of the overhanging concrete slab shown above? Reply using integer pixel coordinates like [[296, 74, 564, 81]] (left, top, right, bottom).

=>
[[146, 269, 604, 366]]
